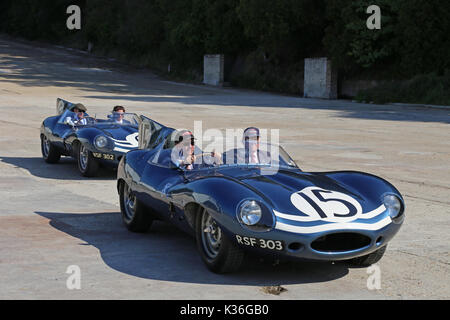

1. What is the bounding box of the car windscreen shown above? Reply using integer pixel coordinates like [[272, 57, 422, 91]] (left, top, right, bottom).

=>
[[57, 110, 139, 127], [156, 141, 298, 171], [219, 143, 298, 168]]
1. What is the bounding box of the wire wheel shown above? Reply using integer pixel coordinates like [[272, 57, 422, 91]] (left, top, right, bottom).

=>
[[200, 210, 223, 259], [195, 206, 245, 273], [79, 145, 88, 171], [42, 135, 50, 158], [123, 183, 136, 222]]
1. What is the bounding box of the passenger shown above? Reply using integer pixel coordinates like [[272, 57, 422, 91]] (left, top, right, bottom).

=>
[[110, 105, 129, 124], [223, 127, 271, 165]]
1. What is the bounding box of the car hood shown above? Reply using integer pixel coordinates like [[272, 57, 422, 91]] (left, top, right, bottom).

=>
[[205, 167, 384, 216], [94, 125, 139, 152], [97, 125, 138, 140]]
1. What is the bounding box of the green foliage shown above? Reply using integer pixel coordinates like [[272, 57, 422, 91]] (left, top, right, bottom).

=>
[[237, 0, 326, 61], [1, 0, 77, 40], [393, 0, 450, 76], [0, 0, 448, 102], [324, 0, 399, 72], [324, 0, 450, 78]]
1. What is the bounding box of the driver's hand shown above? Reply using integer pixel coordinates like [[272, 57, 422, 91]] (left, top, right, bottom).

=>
[[184, 154, 195, 165], [211, 150, 222, 164]]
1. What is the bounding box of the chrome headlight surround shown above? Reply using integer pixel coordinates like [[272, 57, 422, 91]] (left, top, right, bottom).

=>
[[236, 199, 273, 232], [383, 193, 404, 222], [239, 200, 262, 226], [94, 135, 110, 150]]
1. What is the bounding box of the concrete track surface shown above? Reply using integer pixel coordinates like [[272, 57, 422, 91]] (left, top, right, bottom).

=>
[[0, 36, 449, 299]]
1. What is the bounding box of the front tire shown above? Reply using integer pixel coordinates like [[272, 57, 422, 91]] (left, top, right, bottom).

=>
[[76, 143, 99, 177], [349, 245, 387, 267], [119, 181, 153, 232], [41, 135, 60, 163], [195, 207, 245, 273]]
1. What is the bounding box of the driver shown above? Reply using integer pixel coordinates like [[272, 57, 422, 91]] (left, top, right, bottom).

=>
[[65, 103, 88, 126], [171, 130, 196, 170], [171, 130, 221, 170]]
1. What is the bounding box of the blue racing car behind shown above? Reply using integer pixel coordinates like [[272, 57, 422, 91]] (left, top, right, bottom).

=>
[[117, 116, 405, 273], [40, 98, 140, 176]]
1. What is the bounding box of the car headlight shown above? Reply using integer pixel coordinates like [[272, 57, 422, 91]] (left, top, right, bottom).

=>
[[239, 200, 262, 226], [383, 194, 402, 219], [95, 135, 109, 149]]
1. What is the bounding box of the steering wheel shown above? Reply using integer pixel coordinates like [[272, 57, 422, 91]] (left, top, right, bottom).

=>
[[195, 152, 222, 165]]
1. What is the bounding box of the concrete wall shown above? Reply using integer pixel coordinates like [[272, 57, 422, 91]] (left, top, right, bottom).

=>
[[203, 54, 224, 86], [304, 58, 337, 99]]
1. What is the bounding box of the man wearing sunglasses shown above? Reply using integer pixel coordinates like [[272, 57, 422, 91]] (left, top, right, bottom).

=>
[[172, 130, 196, 170], [223, 127, 271, 165], [171, 130, 221, 170], [64, 103, 88, 126]]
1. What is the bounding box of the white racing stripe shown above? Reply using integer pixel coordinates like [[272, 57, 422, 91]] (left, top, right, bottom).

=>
[[110, 132, 139, 147], [114, 142, 135, 148], [273, 204, 386, 222], [275, 216, 392, 234], [113, 147, 132, 153], [273, 204, 390, 234]]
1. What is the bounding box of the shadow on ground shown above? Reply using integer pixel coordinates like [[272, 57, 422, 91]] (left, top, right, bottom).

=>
[[36, 211, 350, 286], [0, 156, 117, 180], [1, 36, 448, 124]]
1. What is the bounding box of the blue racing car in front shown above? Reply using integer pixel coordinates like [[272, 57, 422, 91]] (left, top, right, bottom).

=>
[[117, 116, 405, 273], [40, 98, 140, 176]]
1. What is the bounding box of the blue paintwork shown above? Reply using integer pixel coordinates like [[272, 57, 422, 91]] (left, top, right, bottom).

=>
[[40, 98, 139, 167], [117, 116, 405, 262]]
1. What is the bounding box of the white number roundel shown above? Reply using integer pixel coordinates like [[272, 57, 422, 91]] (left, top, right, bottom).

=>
[[290, 187, 363, 223]]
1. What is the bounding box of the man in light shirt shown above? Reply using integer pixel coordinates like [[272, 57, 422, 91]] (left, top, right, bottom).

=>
[[65, 103, 88, 126], [223, 127, 271, 165], [172, 130, 196, 170], [170, 130, 221, 170], [110, 105, 128, 124]]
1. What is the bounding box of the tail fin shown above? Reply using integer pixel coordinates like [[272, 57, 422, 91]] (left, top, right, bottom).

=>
[[56, 98, 74, 115]]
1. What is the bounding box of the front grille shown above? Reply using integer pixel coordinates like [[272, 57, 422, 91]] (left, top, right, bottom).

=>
[[311, 233, 371, 252]]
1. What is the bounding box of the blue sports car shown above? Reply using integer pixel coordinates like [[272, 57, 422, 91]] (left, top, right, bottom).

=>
[[40, 98, 140, 176], [117, 116, 405, 273]]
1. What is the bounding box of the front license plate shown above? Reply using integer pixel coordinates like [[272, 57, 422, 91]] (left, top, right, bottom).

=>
[[235, 235, 284, 251], [93, 152, 115, 160]]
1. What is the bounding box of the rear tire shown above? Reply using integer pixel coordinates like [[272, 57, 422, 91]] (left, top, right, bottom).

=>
[[119, 181, 153, 232], [195, 207, 245, 273], [41, 135, 60, 164], [348, 245, 387, 267], [76, 143, 99, 177]]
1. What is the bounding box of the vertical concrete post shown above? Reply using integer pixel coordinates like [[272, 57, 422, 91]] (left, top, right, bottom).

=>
[[203, 54, 224, 86], [304, 58, 338, 99]]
